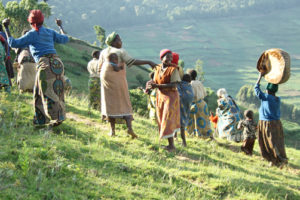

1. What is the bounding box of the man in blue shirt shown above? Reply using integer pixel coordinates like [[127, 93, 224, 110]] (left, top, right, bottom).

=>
[[255, 72, 288, 168], [2, 10, 69, 127]]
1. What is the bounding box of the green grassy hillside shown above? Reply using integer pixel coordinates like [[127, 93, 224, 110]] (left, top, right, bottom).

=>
[[0, 88, 299, 199]]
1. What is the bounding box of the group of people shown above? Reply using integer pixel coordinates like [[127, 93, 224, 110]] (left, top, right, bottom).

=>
[[0, 9, 288, 168]]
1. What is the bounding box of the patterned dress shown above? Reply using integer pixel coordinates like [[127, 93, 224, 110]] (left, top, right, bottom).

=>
[[87, 58, 101, 110], [147, 89, 157, 122], [177, 81, 194, 127], [0, 44, 10, 92], [33, 55, 66, 125], [154, 64, 181, 139], [216, 96, 242, 142], [186, 80, 212, 138], [238, 119, 257, 155]]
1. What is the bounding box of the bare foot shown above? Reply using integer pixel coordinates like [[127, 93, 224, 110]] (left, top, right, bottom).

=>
[[109, 131, 116, 137], [127, 129, 138, 139], [162, 145, 176, 152]]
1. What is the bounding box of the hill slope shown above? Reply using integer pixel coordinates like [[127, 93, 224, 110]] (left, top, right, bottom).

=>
[[55, 37, 150, 93], [0, 90, 299, 199]]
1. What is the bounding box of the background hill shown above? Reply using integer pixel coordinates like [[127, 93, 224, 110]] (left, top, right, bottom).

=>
[[2, 0, 300, 107]]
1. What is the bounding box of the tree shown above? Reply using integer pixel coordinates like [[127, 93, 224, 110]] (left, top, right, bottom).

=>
[[93, 25, 106, 49], [194, 59, 205, 81], [178, 59, 184, 68], [2, 0, 51, 37]]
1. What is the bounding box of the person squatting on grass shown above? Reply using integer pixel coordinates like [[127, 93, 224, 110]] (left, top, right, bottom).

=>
[[148, 49, 181, 151], [87, 50, 101, 110], [98, 32, 156, 138], [2, 10, 69, 127], [255, 72, 288, 168], [237, 110, 257, 155]]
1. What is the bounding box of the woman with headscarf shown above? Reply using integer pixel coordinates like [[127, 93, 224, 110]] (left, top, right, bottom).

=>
[[98, 32, 156, 138], [2, 10, 69, 126], [186, 69, 212, 138], [216, 88, 242, 142], [87, 50, 101, 110], [148, 49, 181, 151], [0, 35, 10, 92], [255, 72, 288, 167]]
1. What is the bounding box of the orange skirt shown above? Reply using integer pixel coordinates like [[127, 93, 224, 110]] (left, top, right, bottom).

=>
[[156, 89, 180, 139]]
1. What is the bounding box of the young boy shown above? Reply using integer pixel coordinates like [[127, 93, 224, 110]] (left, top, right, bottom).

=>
[[108, 53, 123, 72], [237, 110, 257, 155]]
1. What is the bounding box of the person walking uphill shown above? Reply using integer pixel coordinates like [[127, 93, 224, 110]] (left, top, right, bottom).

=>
[[148, 49, 181, 151], [2, 10, 69, 127], [255, 72, 288, 168], [98, 32, 156, 138]]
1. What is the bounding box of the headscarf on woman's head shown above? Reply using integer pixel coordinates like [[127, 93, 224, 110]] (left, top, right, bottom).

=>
[[217, 88, 228, 98], [172, 52, 179, 65], [105, 32, 117, 46], [266, 83, 278, 93], [28, 10, 44, 31], [160, 49, 172, 60]]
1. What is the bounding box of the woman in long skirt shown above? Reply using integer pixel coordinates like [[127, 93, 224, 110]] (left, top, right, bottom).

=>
[[255, 72, 288, 167], [3, 10, 69, 126]]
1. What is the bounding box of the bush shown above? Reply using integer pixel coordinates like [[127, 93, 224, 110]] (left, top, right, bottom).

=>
[[204, 87, 218, 113], [129, 89, 148, 116]]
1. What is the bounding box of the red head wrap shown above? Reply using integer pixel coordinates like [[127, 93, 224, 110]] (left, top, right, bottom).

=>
[[160, 49, 172, 60], [171, 52, 179, 65], [28, 10, 44, 31]]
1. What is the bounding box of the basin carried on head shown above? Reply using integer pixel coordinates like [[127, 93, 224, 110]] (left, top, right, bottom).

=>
[[257, 48, 290, 84]]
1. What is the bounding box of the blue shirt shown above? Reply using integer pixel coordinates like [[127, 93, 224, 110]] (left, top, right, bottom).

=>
[[8, 26, 69, 62], [254, 84, 280, 121]]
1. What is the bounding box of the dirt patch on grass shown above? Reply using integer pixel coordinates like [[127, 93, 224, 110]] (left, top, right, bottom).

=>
[[67, 112, 109, 131]]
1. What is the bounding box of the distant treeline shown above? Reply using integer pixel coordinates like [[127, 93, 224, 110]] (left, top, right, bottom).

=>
[[237, 85, 300, 124], [2, 0, 300, 36]]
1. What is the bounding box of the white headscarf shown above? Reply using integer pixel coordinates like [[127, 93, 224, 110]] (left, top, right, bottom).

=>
[[217, 88, 228, 98]]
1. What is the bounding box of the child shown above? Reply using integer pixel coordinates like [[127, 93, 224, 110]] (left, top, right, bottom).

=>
[[177, 74, 194, 147], [237, 110, 257, 155], [209, 110, 218, 138], [108, 53, 123, 72], [144, 72, 157, 122]]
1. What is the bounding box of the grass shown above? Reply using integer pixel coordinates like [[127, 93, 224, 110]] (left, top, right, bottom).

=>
[[1, 88, 300, 199]]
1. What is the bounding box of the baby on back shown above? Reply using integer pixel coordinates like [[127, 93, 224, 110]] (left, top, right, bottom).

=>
[[108, 53, 124, 72]]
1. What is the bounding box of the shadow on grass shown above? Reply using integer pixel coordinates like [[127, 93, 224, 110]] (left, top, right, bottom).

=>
[[66, 104, 100, 120], [228, 178, 300, 200], [52, 122, 95, 144]]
